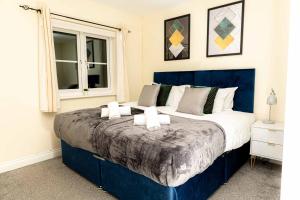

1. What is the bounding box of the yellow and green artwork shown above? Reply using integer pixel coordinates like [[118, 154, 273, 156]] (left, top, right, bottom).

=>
[[164, 14, 190, 61], [207, 1, 244, 57]]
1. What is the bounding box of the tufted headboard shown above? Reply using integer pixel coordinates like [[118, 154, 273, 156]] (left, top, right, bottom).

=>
[[154, 69, 255, 113]]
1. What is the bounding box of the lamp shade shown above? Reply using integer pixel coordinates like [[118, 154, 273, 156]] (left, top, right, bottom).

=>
[[267, 89, 277, 105]]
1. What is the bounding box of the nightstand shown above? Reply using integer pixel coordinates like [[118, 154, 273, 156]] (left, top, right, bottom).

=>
[[250, 121, 284, 168]]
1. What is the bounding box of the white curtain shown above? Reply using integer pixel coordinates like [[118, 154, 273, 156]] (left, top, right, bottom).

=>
[[38, 6, 60, 112], [116, 28, 129, 103]]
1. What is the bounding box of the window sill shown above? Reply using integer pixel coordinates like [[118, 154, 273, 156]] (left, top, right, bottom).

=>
[[60, 91, 116, 100]]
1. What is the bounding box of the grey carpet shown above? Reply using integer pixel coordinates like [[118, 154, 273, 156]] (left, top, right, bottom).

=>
[[0, 157, 281, 200]]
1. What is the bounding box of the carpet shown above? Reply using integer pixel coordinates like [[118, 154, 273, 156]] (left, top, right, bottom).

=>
[[0, 157, 281, 200]]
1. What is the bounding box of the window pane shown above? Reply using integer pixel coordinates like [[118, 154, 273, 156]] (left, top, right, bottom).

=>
[[54, 32, 77, 61], [86, 37, 107, 63], [88, 64, 108, 88], [56, 62, 79, 89]]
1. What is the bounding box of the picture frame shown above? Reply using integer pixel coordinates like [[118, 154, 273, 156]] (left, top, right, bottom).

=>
[[164, 14, 190, 61], [206, 1, 245, 57]]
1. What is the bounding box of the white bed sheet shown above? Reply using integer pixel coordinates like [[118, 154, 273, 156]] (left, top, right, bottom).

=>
[[124, 102, 256, 152]]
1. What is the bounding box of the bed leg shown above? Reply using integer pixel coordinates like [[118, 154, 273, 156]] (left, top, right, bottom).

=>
[[250, 156, 256, 168]]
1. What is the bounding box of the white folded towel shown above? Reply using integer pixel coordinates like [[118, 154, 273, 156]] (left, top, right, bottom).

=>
[[144, 106, 161, 131], [133, 114, 145, 126], [101, 108, 109, 118], [101, 105, 131, 118], [158, 114, 171, 125], [119, 106, 131, 116], [133, 114, 171, 125], [108, 102, 121, 119]]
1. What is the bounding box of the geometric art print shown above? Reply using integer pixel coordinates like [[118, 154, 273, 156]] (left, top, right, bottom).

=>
[[164, 14, 190, 61], [207, 1, 245, 57]]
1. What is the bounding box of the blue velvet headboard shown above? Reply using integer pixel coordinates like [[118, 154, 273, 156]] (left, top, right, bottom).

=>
[[154, 69, 255, 113]]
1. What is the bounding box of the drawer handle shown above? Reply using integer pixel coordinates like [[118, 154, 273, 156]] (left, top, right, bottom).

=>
[[267, 142, 276, 146], [93, 155, 105, 161]]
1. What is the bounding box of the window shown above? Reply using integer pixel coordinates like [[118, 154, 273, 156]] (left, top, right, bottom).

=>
[[86, 36, 108, 89], [52, 19, 115, 99], [54, 31, 79, 90]]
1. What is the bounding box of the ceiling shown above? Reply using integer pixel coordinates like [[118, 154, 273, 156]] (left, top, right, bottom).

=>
[[96, 0, 190, 15]]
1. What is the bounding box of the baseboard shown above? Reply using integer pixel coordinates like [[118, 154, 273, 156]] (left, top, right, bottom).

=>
[[0, 148, 61, 174]]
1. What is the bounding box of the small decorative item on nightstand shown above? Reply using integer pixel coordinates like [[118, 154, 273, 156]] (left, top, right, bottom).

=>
[[250, 121, 284, 168], [263, 89, 277, 124]]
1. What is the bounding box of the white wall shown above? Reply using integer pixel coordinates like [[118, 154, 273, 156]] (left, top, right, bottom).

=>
[[281, 0, 300, 199], [0, 0, 143, 164], [141, 0, 289, 121]]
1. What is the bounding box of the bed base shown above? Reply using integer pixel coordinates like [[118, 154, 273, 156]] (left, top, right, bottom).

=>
[[61, 140, 250, 200]]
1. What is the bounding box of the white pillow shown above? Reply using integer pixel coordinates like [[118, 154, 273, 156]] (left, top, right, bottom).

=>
[[212, 89, 228, 113], [213, 87, 238, 113], [166, 85, 190, 108], [223, 87, 238, 110]]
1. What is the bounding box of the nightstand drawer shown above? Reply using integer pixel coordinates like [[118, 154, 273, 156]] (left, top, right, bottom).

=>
[[251, 141, 283, 161], [251, 127, 283, 145]]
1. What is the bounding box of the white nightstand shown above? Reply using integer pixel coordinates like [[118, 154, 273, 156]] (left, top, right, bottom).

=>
[[250, 121, 284, 168]]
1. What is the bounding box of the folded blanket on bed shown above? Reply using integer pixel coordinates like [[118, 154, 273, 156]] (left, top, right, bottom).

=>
[[54, 107, 225, 187]]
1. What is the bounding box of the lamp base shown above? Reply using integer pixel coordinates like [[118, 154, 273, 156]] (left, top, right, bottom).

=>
[[263, 120, 275, 124]]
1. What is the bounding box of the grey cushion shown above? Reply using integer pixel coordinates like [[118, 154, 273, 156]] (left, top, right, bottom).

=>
[[177, 87, 211, 115], [138, 85, 160, 107]]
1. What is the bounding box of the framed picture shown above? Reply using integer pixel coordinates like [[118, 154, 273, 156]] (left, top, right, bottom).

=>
[[164, 14, 190, 61], [207, 1, 245, 57]]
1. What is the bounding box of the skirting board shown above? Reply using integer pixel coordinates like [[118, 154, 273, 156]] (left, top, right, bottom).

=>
[[0, 148, 61, 174]]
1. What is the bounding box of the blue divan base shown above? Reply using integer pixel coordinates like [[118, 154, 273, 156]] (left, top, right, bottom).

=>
[[61, 140, 250, 200]]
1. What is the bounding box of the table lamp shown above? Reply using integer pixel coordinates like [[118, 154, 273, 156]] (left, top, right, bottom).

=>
[[263, 88, 277, 124]]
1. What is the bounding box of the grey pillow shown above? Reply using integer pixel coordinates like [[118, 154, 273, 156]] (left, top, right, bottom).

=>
[[176, 87, 211, 115], [138, 85, 160, 107]]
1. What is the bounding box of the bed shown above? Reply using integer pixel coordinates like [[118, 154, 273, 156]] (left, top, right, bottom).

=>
[[56, 69, 256, 200]]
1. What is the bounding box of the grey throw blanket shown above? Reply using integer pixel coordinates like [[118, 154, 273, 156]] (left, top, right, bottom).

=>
[[54, 107, 225, 187]]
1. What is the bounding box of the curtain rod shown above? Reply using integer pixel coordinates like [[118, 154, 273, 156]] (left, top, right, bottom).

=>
[[19, 5, 129, 32]]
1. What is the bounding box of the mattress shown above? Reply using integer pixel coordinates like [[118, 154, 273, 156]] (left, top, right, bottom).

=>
[[124, 102, 256, 152]]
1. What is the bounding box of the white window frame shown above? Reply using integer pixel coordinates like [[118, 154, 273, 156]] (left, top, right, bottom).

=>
[[52, 17, 116, 99], [82, 33, 113, 97], [53, 28, 83, 98]]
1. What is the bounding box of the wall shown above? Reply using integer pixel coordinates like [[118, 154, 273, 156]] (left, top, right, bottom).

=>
[[281, 0, 300, 198], [141, 0, 289, 121], [0, 0, 143, 164]]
